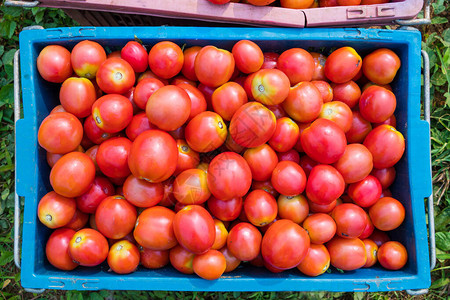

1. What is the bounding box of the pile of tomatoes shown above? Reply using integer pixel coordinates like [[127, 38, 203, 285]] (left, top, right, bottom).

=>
[[36, 37, 408, 280], [207, 0, 390, 9]]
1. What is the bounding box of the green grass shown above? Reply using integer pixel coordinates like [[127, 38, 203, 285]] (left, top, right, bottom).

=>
[[0, 1, 448, 299]]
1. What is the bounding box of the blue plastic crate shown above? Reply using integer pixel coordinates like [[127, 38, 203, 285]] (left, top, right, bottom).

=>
[[16, 27, 431, 292]]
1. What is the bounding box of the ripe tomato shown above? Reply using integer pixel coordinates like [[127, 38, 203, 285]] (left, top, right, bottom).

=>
[[128, 130, 178, 183], [369, 197, 405, 231], [174, 139, 200, 175], [133, 78, 165, 109], [207, 196, 242, 222], [182, 46, 201, 81], [310, 52, 327, 81], [246, 0, 276, 5], [324, 47, 362, 83], [303, 213, 336, 244], [107, 240, 140, 274], [195, 46, 235, 87], [46, 228, 78, 270], [333, 144, 373, 184], [373, 114, 397, 128], [96, 57, 135, 94], [369, 229, 390, 247], [193, 249, 226, 280], [326, 236, 366, 271], [359, 86, 396, 123], [38, 112, 83, 154], [174, 169, 211, 205], [65, 209, 89, 231], [299, 155, 318, 178], [362, 239, 378, 268], [332, 81, 361, 109], [363, 125, 405, 169], [377, 241, 408, 270], [148, 41, 184, 79], [271, 161, 306, 196], [38, 191, 76, 229], [123, 174, 164, 208], [95, 195, 137, 239], [140, 248, 169, 269], [50, 152, 95, 198], [337, 0, 361, 5], [244, 190, 277, 227], [318, 101, 353, 133], [212, 219, 228, 250], [134, 206, 177, 250], [261, 52, 279, 69], [371, 167, 396, 190], [266, 104, 287, 119], [59, 77, 96, 118], [92, 94, 133, 133], [268, 117, 299, 152], [297, 244, 330, 276], [311, 80, 333, 103], [232, 40, 264, 74], [301, 118, 347, 164], [96, 137, 132, 178], [262, 219, 310, 270], [71, 40, 106, 79], [220, 247, 241, 273], [280, 0, 314, 9], [229, 102, 276, 148], [277, 48, 315, 85], [84, 115, 115, 145], [37, 45, 72, 83], [227, 222, 262, 261], [171, 75, 196, 86], [331, 203, 368, 239], [277, 149, 300, 164], [306, 165, 345, 205], [176, 83, 207, 121], [146, 85, 191, 131], [348, 175, 382, 207], [69, 228, 109, 267], [169, 245, 195, 274], [277, 194, 309, 224], [121, 41, 148, 73], [225, 132, 246, 154], [212, 82, 248, 121], [185, 111, 227, 152], [359, 216, 375, 239], [363, 48, 401, 85], [76, 176, 115, 214], [346, 111, 372, 143], [125, 113, 157, 142], [173, 205, 215, 254], [243, 144, 278, 181], [251, 69, 290, 105]]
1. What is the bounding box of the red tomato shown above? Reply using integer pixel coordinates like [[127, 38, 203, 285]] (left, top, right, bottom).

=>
[[46, 228, 78, 270], [174, 139, 200, 175], [337, 0, 361, 5], [123, 174, 164, 208], [140, 248, 169, 269], [207, 196, 242, 222], [268, 117, 299, 152], [331, 203, 368, 239], [212, 82, 248, 121], [195, 46, 235, 88], [38, 112, 83, 154], [174, 169, 211, 205], [224, 132, 246, 154], [277, 149, 300, 164], [128, 130, 178, 183], [176, 83, 207, 121], [271, 161, 306, 196], [346, 111, 372, 143], [348, 175, 382, 207], [84, 145, 99, 172], [134, 206, 177, 250], [377, 241, 408, 270], [133, 78, 165, 110], [319, 0, 338, 6], [65, 209, 89, 231], [171, 75, 196, 87], [207, 152, 252, 200], [212, 219, 229, 250], [158, 178, 177, 207], [262, 219, 310, 270], [266, 104, 287, 119], [169, 245, 195, 274], [37, 45, 72, 83], [92, 94, 133, 133], [96, 137, 132, 178], [277, 48, 315, 85], [277, 194, 309, 224], [362, 239, 378, 268], [76, 176, 115, 214], [318, 101, 353, 133], [84, 115, 115, 145], [182, 46, 201, 81], [373, 114, 397, 128], [363, 125, 405, 169], [96, 57, 135, 94], [193, 249, 226, 280], [362, 82, 393, 93], [71, 40, 106, 79], [247, 0, 276, 5], [326, 236, 366, 271], [369, 229, 390, 247], [311, 52, 327, 81], [146, 85, 191, 131], [121, 41, 148, 73], [243, 144, 278, 181], [306, 165, 345, 205], [38, 191, 76, 229], [297, 244, 330, 276], [107, 240, 140, 274], [173, 205, 215, 254], [301, 118, 347, 164], [95, 195, 137, 239], [325, 47, 362, 83], [333, 144, 373, 184], [311, 80, 333, 103], [244, 190, 278, 227], [148, 41, 184, 79], [229, 102, 277, 148], [251, 69, 290, 105], [359, 216, 375, 239], [280, 0, 314, 8], [261, 52, 279, 69], [59, 77, 96, 118], [332, 81, 361, 109], [50, 152, 96, 198], [303, 213, 336, 244], [232, 40, 264, 74], [197, 83, 215, 110], [369, 197, 405, 231], [138, 70, 168, 85], [185, 111, 227, 152], [359, 86, 396, 123], [363, 48, 401, 85], [50, 105, 67, 114], [220, 247, 241, 273], [125, 113, 157, 142], [299, 155, 318, 177], [226, 222, 262, 261], [371, 167, 396, 190], [69, 228, 109, 267]]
